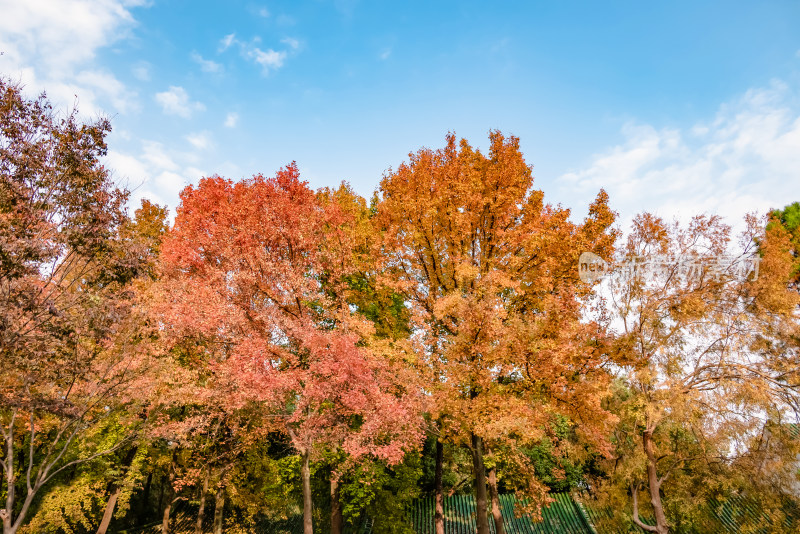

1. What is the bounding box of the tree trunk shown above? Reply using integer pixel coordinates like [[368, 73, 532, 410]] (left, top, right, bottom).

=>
[[161, 456, 177, 534], [434, 440, 445, 534], [97, 446, 139, 534], [643, 430, 669, 534], [161, 498, 172, 534], [3, 413, 16, 534], [139, 471, 153, 526], [471, 433, 490, 534], [96, 486, 122, 534], [157, 475, 165, 526], [488, 465, 505, 534], [195, 465, 210, 534], [302, 451, 313, 534], [331, 474, 343, 534], [213, 481, 225, 534]]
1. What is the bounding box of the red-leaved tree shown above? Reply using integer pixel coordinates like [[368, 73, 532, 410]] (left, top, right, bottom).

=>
[[155, 165, 424, 534]]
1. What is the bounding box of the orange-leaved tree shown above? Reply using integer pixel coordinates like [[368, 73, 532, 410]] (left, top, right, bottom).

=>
[[156, 164, 424, 534], [376, 132, 618, 534]]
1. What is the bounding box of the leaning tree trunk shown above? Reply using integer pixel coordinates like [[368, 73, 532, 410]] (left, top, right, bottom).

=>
[[96, 486, 122, 534], [161, 499, 172, 534], [302, 451, 313, 534], [471, 433, 490, 534], [643, 430, 669, 534], [434, 440, 445, 534], [97, 446, 139, 534], [213, 479, 225, 534], [331, 474, 343, 534], [488, 465, 505, 534], [195, 465, 210, 534]]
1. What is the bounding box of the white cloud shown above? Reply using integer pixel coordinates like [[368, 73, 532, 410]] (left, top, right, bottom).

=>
[[140, 140, 180, 172], [281, 37, 300, 50], [131, 61, 151, 81], [105, 149, 149, 187], [190, 52, 222, 74], [0, 0, 145, 114], [218, 32, 297, 75], [219, 33, 237, 52], [224, 112, 239, 128], [154, 86, 205, 118], [105, 140, 208, 216], [258, 7, 270, 17], [558, 79, 800, 229], [379, 48, 392, 60], [248, 47, 286, 74], [185, 131, 213, 150], [75, 69, 137, 113]]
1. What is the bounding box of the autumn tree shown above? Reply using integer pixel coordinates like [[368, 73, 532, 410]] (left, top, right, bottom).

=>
[[376, 132, 618, 534], [0, 79, 158, 534], [769, 201, 799, 287], [156, 166, 424, 534], [600, 213, 800, 534]]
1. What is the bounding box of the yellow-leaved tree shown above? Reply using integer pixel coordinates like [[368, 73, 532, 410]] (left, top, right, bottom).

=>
[[600, 213, 800, 534]]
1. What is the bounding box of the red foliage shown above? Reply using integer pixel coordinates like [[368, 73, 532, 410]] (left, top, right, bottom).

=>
[[156, 164, 423, 462]]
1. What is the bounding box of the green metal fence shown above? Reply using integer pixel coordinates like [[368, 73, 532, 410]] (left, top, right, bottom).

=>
[[410, 493, 596, 534]]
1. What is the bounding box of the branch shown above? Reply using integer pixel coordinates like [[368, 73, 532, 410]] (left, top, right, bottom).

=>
[[26, 411, 35, 493], [40, 437, 129, 488], [630, 482, 659, 533]]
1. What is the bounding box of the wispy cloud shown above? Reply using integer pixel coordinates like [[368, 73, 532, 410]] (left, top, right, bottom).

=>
[[106, 140, 207, 213], [154, 86, 205, 118], [379, 47, 392, 60], [224, 112, 239, 128], [281, 37, 300, 51], [191, 52, 223, 74], [131, 61, 151, 81], [248, 47, 287, 74], [185, 131, 213, 150], [75, 69, 137, 113], [219, 33, 237, 53], [218, 32, 299, 75], [558, 79, 800, 228]]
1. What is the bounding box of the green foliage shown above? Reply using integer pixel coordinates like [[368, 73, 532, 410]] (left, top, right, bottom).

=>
[[342, 454, 424, 534], [344, 273, 411, 340], [769, 201, 800, 282]]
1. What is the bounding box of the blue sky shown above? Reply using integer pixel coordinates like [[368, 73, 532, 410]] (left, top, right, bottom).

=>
[[2, 0, 799, 227]]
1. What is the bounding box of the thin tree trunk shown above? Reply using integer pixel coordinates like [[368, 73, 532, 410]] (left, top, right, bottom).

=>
[[330, 474, 343, 534], [434, 440, 445, 534], [157, 474, 165, 525], [471, 433, 490, 534], [488, 465, 505, 534], [3, 415, 16, 534], [161, 498, 172, 534], [161, 454, 178, 534], [4, 490, 36, 534], [139, 471, 153, 526], [97, 446, 139, 534], [96, 486, 122, 534], [302, 451, 313, 534], [195, 465, 210, 534], [643, 430, 669, 534], [213, 481, 225, 534]]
